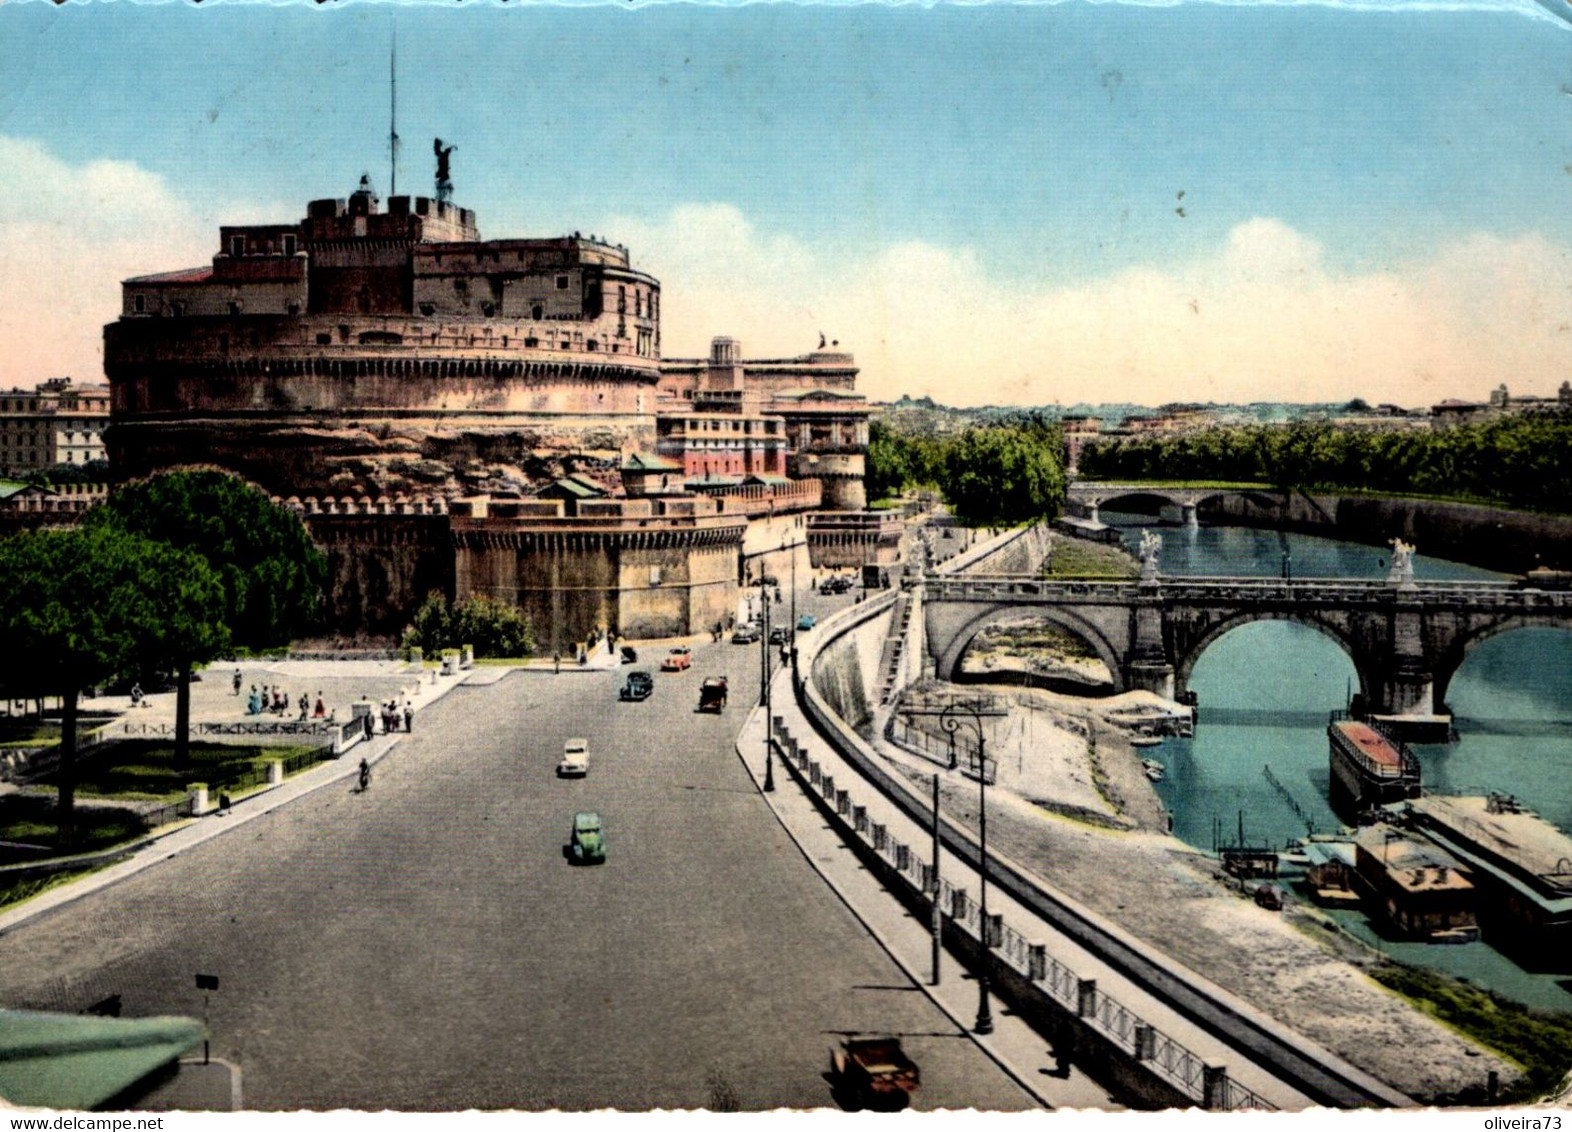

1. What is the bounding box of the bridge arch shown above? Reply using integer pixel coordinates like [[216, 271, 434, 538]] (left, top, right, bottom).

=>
[[1174, 609, 1373, 702], [1432, 614, 1572, 707], [935, 603, 1125, 691], [1086, 490, 1186, 515]]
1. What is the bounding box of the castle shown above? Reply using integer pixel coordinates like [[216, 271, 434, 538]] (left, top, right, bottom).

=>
[[104, 179, 889, 647]]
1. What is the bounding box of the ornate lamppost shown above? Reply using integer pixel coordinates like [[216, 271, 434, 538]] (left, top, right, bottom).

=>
[[760, 575, 775, 793], [940, 700, 995, 1036]]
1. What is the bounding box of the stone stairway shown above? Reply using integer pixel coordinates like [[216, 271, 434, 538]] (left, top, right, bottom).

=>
[[875, 593, 915, 705]]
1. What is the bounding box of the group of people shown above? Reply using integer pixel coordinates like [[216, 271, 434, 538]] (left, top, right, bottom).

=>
[[380, 699, 414, 735], [242, 679, 326, 721]]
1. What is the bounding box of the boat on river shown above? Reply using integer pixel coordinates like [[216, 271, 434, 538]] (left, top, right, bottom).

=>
[[1142, 758, 1166, 782], [1328, 713, 1421, 821]]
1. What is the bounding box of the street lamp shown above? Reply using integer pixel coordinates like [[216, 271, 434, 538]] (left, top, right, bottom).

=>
[[940, 701, 995, 1036], [760, 576, 775, 793]]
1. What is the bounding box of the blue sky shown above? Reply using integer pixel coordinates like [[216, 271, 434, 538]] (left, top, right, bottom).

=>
[[1, 0, 1568, 406]]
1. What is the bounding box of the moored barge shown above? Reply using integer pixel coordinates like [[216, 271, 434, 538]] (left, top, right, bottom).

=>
[[1328, 712, 1421, 822]]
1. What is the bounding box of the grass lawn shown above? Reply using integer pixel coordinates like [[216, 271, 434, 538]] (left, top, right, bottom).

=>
[[58, 740, 322, 802], [1045, 538, 1138, 579], [0, 795, 148, 862], [0, 864, 108, 911], [0, 718, 59, 750]]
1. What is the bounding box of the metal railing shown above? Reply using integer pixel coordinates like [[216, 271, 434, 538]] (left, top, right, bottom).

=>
[[776, 716, 1275, 1112]]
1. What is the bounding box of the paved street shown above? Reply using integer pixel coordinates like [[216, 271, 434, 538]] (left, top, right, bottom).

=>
[[0, 578, 1033, 1110]]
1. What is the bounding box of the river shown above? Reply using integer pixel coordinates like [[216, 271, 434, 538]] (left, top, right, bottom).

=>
[[1100, 510, 1572, 1011]]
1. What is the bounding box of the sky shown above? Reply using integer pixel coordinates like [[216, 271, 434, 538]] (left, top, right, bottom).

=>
[[0, 0, 1568, 408]]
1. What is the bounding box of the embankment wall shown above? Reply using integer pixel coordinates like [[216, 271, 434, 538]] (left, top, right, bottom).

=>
[[1202, 492, 1572, 575]]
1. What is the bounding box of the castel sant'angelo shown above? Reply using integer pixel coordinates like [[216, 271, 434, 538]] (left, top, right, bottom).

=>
[[105, 165, 895, 648]]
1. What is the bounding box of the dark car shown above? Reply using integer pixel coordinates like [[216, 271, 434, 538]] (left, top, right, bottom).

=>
[[620, 670, 654, 700], [731, 623, 761, 644], [769, 626, 789, 645]]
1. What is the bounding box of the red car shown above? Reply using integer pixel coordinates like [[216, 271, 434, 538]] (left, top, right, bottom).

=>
[[660, 647, 692, 672]]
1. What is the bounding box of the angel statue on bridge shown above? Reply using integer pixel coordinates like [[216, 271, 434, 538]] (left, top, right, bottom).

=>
[[1139, 529, 1163, 582], [1388, 538, 1417, 588]]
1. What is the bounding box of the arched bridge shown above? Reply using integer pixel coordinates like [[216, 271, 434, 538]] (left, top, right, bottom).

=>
[[1065, 482, 1278, 525], [921, 573, 1572, 730]]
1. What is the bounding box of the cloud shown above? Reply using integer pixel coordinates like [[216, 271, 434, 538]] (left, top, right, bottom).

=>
[[5, 135, 1566, 415], [606, 202, 1572, 408], [0, 136, 286, 389]]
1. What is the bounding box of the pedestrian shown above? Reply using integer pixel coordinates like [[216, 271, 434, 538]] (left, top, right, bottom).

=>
[[362, 712, 374, 742], [232, 669, 242, 696], [1052, 1020, 1077, 1078], [554, 653, 561, 675], [248, 686, 261, 715], [299, 693, 310, 721], [129, 683, 143, 707], [358, 758, 371, 792], [313, 693, 325, 719], [403, 701, 414, 732]]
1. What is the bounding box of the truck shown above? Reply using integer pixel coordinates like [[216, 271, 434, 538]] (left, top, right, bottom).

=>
[[830, 1037, 920, 1111], [698, 676, 728, 713]]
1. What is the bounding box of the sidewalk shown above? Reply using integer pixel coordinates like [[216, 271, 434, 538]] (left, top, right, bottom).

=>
[[739, 658, 1323, 1111], [736, 702, 1117, 1111]]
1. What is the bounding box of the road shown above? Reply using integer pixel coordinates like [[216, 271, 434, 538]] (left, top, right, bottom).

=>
[[0, 579, 1032, 1110]]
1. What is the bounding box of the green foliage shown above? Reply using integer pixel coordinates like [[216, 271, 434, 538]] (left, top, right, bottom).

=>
[[865, 420, 949, 500], [871, 416, 1067, 523], [88, 469, 327, 649], [1369, 962, 1572, 1102], [1080, 416, 1572, 514], [21, 460, 109, 487], [944, 423, 1067, 526], [0, 526, 210, 699], [401, 592, 536, 658]]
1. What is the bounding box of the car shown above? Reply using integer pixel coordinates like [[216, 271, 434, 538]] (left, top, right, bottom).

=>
[[661, 647, 693, 672], [557, 739, 589, 778], [769, 626, 788, 645], [731, 624, 760, 644], [698, 676, 729, 713], [569, 811, 605, 864], [620, 670, 654, 700], [797, 614, 817, 631], [831, 575, 855, 593]]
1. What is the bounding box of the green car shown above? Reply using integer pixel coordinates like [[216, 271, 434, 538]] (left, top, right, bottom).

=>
[[570, 811, 606, 865]]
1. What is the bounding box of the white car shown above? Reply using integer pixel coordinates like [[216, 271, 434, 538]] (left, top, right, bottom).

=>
[[557, 738, 589, 778]]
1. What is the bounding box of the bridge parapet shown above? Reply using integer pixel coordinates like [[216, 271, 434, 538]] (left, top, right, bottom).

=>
[[921, 572, 1572, 728]]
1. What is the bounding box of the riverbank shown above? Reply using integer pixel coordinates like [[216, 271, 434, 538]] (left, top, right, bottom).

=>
[[877, 681, 1518, 1103]]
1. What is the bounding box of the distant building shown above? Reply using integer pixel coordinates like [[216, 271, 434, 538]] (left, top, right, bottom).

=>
[[1430, 382, 1572, 429], [1060, 415, 1104, 472], [659, 337, 870, 509], [0, 378, 109, 477]]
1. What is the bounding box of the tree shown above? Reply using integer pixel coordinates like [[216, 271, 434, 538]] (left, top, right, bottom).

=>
[[401, 592, 535, 658], [942, 424, 1066, 526], [0, 527, 222, 844], [88, 470, 326, 768]]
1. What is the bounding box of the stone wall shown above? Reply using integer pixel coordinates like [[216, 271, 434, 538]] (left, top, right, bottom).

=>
[[307, 513, 455, 638], [1202, 492, 1572, 575]]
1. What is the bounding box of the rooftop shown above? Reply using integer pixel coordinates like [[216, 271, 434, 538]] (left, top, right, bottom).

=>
[[1410, 795, 1572, 891], [0, 1009, 205, 1111]]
